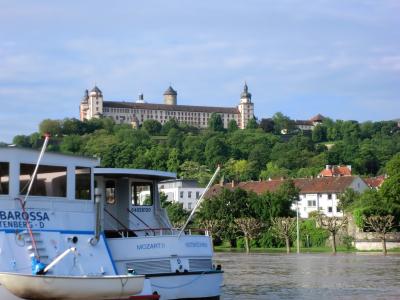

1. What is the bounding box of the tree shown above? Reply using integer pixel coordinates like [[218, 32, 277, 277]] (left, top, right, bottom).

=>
[[385, 153, 400, 177], [312, 124, 327, 143], [363, 215, 395, 255], [259, 118, 274, 133], [199, 188, 254, 247], [167, 148, 180, 173], [142, 120, 162, 135], [160, 193, 190, 228], [167, 128, 184, 149], [227, 119, 239, 133], [338, 188, 360, 213], [198, 219, 222, 243], [272, 112, 294, 134], [208, 113, 224, 132], [62, 118, 83, 135], [39, 119, 62, 136], [245, 118, 258, 130], [179, 161, 211, 186], [13, 135, 31, 148], [161, 118, 179, 135], [204, 136, 229, 168], [234, 217, 263, 253], [223, 159, 253, 182], [259, 162, 289, 180], [270, 217, 296, 254], [316, 215, 348, 254], [252, 180, 298, 223], [60, 135, 82, 154]]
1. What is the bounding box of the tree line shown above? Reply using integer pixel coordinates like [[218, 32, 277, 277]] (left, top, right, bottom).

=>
[[8, 112, 400, 185], [5, 113, 400, 253]]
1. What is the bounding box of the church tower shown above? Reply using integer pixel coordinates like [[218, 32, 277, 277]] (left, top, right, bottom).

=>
[[237, 82, 254, 129], [88, 85, 103, 119]]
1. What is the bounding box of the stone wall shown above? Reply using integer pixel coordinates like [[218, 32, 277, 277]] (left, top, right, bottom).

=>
[[347, 213, 400, 251]]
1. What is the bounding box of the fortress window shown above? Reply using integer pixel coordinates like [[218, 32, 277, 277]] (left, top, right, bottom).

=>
[[0, 162, 9, 195], [75, 167, 91, 200], [20, 164, 67, 197]]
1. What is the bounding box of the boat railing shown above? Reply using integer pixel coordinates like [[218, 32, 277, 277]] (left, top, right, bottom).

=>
[[130, 227, 210, 237], [126, 208, 156, 236], [104, 208, 137, 238], [103, 227, 210, 238]]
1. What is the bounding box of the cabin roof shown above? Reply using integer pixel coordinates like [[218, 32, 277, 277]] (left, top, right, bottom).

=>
[[0, 147, 99, 166], [94, 168, 176, 180]]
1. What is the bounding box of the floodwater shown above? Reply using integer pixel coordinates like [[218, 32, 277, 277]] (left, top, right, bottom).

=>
[[215, 252, 400, 300]]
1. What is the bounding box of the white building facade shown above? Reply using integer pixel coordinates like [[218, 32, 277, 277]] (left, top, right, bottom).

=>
[[159, 179, 205, 211], [80, 84, 254, 130], [295, 176, 369, 218]]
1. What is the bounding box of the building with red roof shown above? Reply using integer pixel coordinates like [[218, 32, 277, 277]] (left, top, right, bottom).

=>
[[206, 176, 368, 218], [318, 165, 352, 177]]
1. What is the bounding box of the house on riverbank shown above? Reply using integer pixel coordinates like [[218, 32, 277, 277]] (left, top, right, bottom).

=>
[[206, 176, 369, 218]]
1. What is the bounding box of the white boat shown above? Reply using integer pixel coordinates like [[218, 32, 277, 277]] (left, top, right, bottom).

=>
[[0, 272, 144, 300], [0, 147, 147, 300], [94, 168, 223, 300], [0, 146, 222, 300]]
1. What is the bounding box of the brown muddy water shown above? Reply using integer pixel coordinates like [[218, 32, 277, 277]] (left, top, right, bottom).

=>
[[215, 252, 400, 300]]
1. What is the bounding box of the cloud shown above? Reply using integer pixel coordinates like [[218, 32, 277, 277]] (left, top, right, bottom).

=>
[[0, 1, 399, 142]]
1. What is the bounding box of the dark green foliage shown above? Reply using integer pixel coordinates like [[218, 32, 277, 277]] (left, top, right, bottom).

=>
[[258, 229, 285, 248], [348, 154, 400, 230], [252, 180, 299, 223], [259, 118, 274, 133], [208, 113, 225, 132], [300, 219, 329, 247], [312, 124, 327, 142], [198, 188, 256, 244], [9, 115, 400, 184], [227, 119, 239, 133], [245, 118, 258, 130], [142, 120, 162, 135], [160, 193, 189, 227]]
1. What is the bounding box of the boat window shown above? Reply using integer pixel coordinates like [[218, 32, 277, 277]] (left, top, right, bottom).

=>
[[105, 180, 116, 204], [0, 162, 9, 195], [75, 167, 91, 200], [20, 164, 67, 197], [131, 183, 153, 206]]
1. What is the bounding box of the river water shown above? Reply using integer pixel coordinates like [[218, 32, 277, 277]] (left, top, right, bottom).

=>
[[215, 252, 400, 300]]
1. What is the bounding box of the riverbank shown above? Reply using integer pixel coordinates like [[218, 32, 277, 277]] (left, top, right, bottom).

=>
[[215, 245, 400, 254]]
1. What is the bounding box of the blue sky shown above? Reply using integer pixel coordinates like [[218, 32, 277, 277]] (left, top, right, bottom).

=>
[[0, 0, 399, 142]]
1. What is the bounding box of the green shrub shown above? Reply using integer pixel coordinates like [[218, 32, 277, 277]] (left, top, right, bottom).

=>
[[341, 235, 354, 250], [301, 219, 329, 247], [257, 229, 285, 248]]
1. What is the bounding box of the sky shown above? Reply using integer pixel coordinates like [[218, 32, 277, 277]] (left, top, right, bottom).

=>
[[0, 0, 399, 142]]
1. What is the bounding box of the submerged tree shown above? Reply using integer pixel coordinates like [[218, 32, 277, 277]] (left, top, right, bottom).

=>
[[270, 217, 296, 254], [363, 215, 395, 255], [234, 217, 263, 253], [198, 219, 222, 241], [317, 215, 348, 254]]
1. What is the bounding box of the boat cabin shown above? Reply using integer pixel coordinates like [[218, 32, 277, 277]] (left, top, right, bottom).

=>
[[94, 168, 176, 237], [0, 147, 99, 232]]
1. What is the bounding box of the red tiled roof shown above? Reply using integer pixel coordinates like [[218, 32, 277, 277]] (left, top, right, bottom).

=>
[[364, 176, 386, 189], [104, 101, 240, 114], [310, 114, 325, 122], [318, 165, 352, 177], [205, 176, 360, 198]]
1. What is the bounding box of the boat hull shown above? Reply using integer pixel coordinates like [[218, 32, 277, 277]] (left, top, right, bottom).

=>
[[0, 273, 145, 300], [146, 271, 223, 300]]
